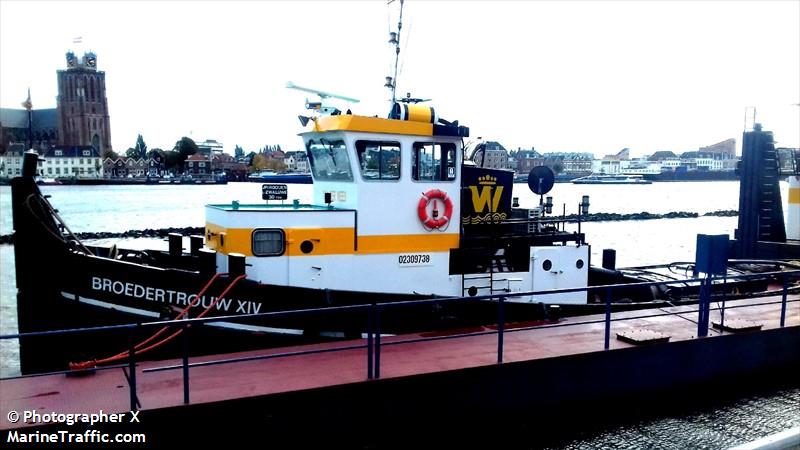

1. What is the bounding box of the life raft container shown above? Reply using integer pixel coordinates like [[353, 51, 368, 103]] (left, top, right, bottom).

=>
[[418, 189, 453, 230]]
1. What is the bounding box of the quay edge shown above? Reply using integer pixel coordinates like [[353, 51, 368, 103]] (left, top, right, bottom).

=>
[[2, 318, 797, 447]]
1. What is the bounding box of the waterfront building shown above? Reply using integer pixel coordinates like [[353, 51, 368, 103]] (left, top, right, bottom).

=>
[[694, 157, 724, 171], [266, 149, 286, 163], [700, 138, 736, 158], [0, 145, 34, 177], [102, 156, 158, 178], [593, 148, 631, 174], [511, 148, 593, 176], [593, 159, 622, 174], [0, 144, 102, 178], [660, 158, 682, 171], [510, 148, 543, 175], [185, 153, 211, 176], [211, 152, 249, 180], [42, 147, 103, 178], [542, 152, 594, 175], [284, 150, 310, 173], [648, 151, 679, 162], [777, 148, 800, 173], [196, 139, 224, 155], [681, 138, 738, 173], [680, 151, 728, 171], [473, 141, 510, 170]]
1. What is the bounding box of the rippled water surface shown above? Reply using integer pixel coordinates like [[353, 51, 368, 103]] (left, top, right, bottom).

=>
[[546, 387, 799, 449]]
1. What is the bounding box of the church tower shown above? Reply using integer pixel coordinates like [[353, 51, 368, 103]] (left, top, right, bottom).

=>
[[56, 51, 112, 153]]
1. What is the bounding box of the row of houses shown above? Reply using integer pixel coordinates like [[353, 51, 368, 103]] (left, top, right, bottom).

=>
[[248, 149, 310, 173], [594, 140, 738, 175], [103, 152, 252, 180], [471, 141, 594, 175], [473, 138, 740, 176], [0, 145, 249, 180], [507, 148, 594, 175]]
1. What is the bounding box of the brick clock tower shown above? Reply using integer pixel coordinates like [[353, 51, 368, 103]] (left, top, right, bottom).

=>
[[56, 51, 112, 153]]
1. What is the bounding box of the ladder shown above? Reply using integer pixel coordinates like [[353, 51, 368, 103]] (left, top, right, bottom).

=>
[[757, 145, 786, 242], [461, 249, 511, 297]]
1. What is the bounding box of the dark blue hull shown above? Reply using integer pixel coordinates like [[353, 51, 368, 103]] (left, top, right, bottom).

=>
[[248, 174, 313, 184], [643, 171, 739, 182]]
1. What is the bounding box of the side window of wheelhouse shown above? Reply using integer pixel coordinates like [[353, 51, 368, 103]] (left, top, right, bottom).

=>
[[252, 229, 285, 256], [355, 141, 401, 180], [412, 142, 456, 181]]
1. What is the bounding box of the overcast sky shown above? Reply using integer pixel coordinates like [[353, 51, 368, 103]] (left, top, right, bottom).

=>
[[1, 1, 798, 157]]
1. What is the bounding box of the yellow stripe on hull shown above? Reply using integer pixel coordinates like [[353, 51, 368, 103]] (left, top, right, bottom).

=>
[[206, 223, 458, 256]]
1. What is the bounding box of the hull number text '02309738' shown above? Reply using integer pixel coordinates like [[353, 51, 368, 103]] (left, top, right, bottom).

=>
[[398, 254, 432, 267]]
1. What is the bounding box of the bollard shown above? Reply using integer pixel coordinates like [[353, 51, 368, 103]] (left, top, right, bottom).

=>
[[22, 150, 40, 177], [602, 249, 617, 270], [228, 253, 247, 277], [198, 248, 217, 277], [189, 235, 204, 255], [168, 233, 183, 257]]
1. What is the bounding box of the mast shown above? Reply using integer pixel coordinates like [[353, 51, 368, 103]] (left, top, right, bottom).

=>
[[386, 0, 404, 106]]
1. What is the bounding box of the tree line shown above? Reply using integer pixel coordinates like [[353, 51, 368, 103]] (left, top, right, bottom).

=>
[[102, 135, 290, 173], [234, 144, 288, 172], [102, 134, 199, 172]]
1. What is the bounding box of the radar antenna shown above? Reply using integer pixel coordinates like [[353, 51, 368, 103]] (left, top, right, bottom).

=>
[[286, 81, 359, 116]]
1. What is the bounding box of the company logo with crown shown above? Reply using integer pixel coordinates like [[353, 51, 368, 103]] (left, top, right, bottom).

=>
[[478, 175, 497, 186]]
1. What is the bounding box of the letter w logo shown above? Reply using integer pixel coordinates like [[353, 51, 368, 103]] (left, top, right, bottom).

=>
[[469, 185, 504, 213]]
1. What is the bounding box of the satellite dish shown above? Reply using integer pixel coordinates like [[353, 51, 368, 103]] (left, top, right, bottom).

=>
[[527, 166, 555, 195]]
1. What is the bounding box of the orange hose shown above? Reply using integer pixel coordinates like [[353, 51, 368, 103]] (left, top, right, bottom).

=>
[[124, 273, 225, 352], [124, 275, 247, 356], [69, 273, 246, 371]]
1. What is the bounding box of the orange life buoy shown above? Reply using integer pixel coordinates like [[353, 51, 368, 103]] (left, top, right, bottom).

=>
[[418, 189, 453, 230]]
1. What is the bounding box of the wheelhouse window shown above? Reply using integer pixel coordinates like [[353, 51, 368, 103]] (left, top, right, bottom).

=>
[[306, 139, 353, 181], [412, 142, 456, 181], [355, 140, 400, 180], [252, 229, 285, 256]]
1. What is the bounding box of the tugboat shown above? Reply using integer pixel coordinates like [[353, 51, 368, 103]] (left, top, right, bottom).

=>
[[11, 102, 800, 374], [9, 3, 800, 373]]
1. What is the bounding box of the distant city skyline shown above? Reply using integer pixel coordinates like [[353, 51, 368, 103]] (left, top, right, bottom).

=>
[[1, 1, 798, 157]]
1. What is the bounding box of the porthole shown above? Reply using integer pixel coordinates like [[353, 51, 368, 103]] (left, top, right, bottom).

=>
[[576, 259, 585, 269], [300, 240, 314, 254], [252, 229, 285, 256], [468, 286, 478, 297], [542, 259, 553, 271]]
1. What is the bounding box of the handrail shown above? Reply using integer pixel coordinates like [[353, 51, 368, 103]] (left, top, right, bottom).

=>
[[1, 268, 798, 340], [143, 297, 800, 376], [1, 268, 797, 410], [2, 297, 796, 382]]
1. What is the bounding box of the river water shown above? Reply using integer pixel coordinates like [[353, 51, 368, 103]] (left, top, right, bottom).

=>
[[0, 180, 796, 447]]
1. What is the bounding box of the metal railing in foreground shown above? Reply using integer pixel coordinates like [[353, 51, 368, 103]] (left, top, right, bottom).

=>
[[1, 269, 798, 412]]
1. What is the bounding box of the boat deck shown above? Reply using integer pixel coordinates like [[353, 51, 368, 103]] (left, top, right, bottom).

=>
[[1, 295, 797, 430]]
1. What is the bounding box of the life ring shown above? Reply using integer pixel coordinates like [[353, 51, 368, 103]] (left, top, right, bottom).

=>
[[418, 189, 453, 230]]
